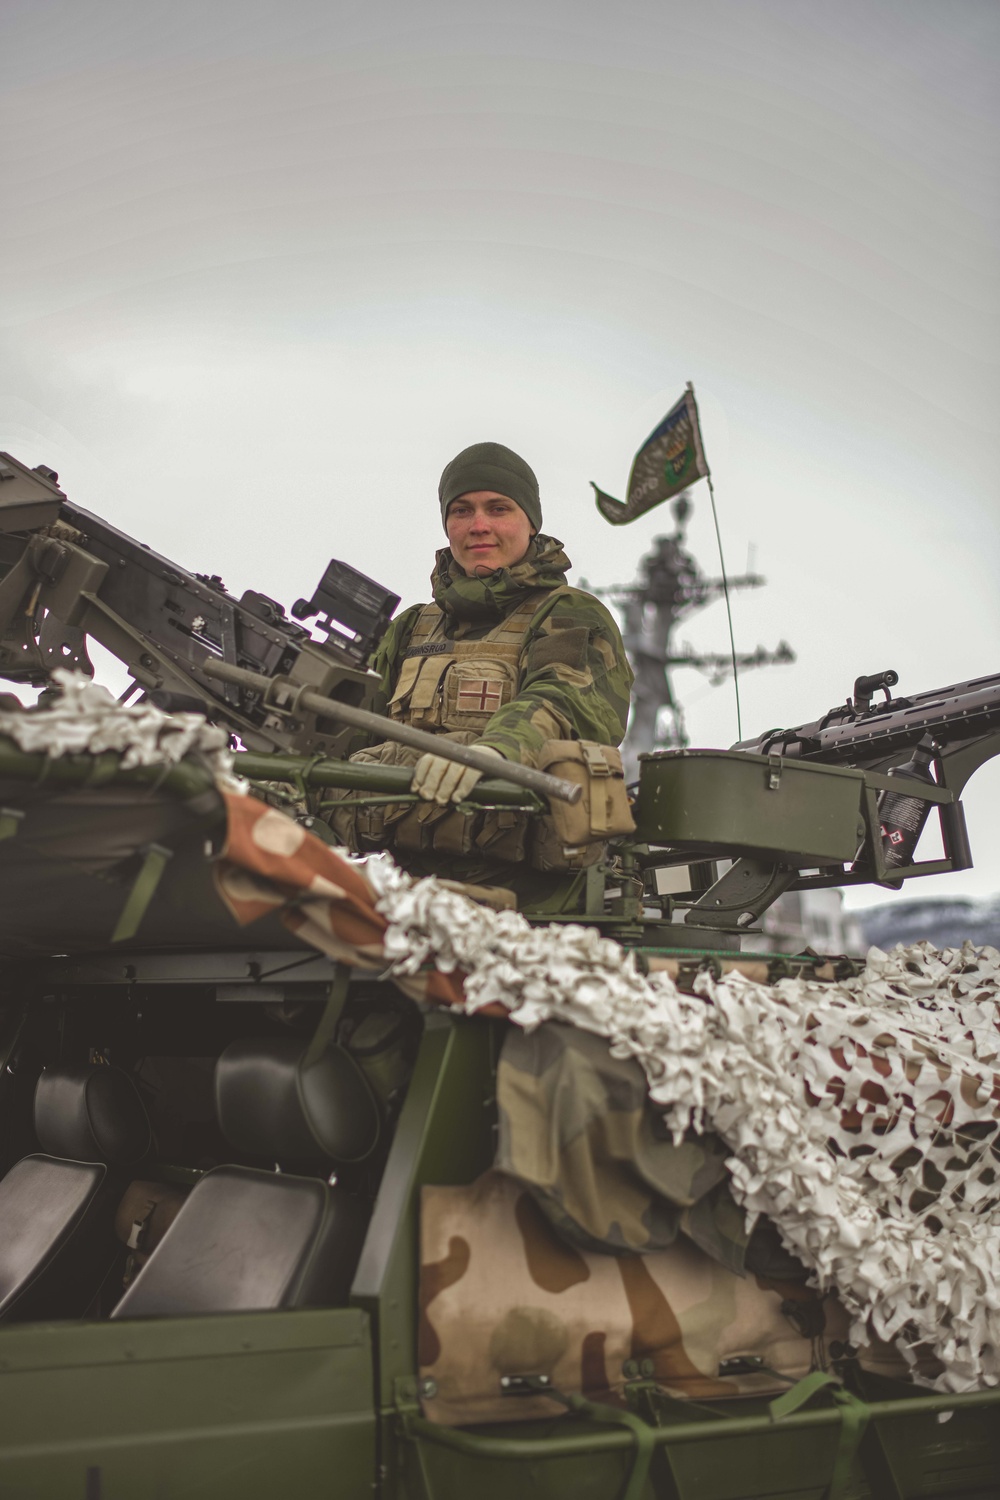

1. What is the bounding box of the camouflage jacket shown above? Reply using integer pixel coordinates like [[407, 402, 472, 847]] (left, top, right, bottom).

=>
[[369, 536, 633, 766]]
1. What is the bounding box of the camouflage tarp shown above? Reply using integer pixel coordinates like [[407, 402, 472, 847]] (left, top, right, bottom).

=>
[[418, 1169, 918, 1426], [497, 1023, 747, 1274], [215, 793, 465, 1009]]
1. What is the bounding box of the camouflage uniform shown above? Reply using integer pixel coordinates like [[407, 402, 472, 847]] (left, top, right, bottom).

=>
[[371, 535, 631, 763], [328, 535, 633, 907]]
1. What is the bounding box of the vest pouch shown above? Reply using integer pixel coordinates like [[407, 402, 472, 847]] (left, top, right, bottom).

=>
[[387, 655, 422, 719], [475, 808, 529, 864], [323, 740, 421, 851], [393, 800, 451, 854], [389, 652, 451, 728], [396, 804, 529, 862], [429, 807, 482, 857], [530, 819, 605, 873], [530, 740, 635, 872]]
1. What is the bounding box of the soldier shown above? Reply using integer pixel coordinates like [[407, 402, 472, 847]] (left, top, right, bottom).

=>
[[329, 441, 633, 910]]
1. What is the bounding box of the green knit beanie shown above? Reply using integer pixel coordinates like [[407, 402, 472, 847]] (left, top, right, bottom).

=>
[[438, 442, 542, 533]]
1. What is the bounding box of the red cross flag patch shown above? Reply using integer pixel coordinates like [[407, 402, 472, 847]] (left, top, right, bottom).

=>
[[456, 679, 505, 713]]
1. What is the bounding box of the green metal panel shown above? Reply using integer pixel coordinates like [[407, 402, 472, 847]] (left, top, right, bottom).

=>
[[635, 750, 867, 863], [351, 1013, 498, 1408], [402, 1383, 1000, 1500], [0, 1307, 374, 1499], [350, 1012, 498, 1498]]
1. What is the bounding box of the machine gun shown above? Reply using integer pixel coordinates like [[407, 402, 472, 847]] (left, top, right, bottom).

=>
[[0, 452, 579, 806], [632, 667, 1000, 931], [0, 451, 399, 761]]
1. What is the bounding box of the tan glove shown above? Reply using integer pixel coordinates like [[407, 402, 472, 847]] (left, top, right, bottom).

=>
[[411, 744, 505, 807]]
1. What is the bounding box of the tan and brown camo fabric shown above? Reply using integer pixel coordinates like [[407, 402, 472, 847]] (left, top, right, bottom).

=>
[[418, 1170, 916, 1426]]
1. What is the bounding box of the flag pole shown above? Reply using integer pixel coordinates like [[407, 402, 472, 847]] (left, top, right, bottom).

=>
[[688, 382, 742, 742]]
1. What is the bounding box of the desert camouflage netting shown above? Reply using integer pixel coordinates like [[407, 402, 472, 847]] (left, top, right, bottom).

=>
[[0, 670, 236, 779]]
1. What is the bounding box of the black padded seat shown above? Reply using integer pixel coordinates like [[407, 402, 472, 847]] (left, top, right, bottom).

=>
[[0, 1066, 151, 1322], [113, 1037, 377, 1320]]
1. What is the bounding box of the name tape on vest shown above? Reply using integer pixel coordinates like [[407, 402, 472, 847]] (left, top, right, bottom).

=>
[[404, 641, 452, 659]]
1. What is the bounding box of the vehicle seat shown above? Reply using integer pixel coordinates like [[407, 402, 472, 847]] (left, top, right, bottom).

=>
[[0, 1065, 151, 1322], [112, 1036, 378, 1319]]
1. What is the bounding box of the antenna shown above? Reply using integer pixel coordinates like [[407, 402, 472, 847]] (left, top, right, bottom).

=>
[[705, 471, 741, 741]]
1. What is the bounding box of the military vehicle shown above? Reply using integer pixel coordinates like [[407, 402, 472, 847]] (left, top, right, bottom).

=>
[[0, 450, 998, 1499]]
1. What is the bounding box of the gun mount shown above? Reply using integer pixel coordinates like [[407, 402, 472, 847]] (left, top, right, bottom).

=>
[[632, 668, 1000, 931]]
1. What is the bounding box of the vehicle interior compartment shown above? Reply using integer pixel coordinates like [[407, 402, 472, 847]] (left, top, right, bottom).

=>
[[0, 966, 424, 1326]]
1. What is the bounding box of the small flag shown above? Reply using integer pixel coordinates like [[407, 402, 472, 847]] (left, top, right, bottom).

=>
[[456, 679, 505, 713], [592, 383, 709, 526]]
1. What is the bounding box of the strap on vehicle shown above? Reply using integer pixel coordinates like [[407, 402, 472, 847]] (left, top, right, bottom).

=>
[[0, 807, 24, 841], [770, 1371, 870, 1500], [111, 842, 173, 943], [303, 963, 352, 1068]]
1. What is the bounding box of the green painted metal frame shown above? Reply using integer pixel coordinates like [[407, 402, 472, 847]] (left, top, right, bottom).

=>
[[0, 1307, 376, 1498], [634, 750, 869, 863], [403, 1384, 1000, 1500], [349, 1011, 499, 1492], [0, 738, 220, 801]]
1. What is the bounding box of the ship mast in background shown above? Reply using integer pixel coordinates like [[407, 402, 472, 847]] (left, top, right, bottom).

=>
[[584, 492, 795, 780]]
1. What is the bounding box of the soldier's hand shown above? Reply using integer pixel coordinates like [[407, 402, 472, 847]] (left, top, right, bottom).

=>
[[412, 745, 505, 806]]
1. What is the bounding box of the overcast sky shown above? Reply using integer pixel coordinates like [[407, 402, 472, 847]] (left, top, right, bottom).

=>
[[2, 0, 998, 908]]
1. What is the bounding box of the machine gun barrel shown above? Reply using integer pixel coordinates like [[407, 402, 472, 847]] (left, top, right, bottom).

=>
[[233, 752, 543, 808], [204, 658, 583, 806]]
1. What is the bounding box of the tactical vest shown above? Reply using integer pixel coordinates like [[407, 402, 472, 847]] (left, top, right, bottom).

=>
[[327, 584, 626, 877], [386, 588, 563, 735]]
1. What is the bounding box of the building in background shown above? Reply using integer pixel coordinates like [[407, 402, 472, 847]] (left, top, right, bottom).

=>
[[855, 895, 1000, 954], [754, 892, 1000, 961], [757, 888, 864, 957]]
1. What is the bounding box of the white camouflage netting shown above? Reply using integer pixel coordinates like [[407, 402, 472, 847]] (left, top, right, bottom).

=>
[[365, 857, 1000, 1393], [0, 670, 237, 781]]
